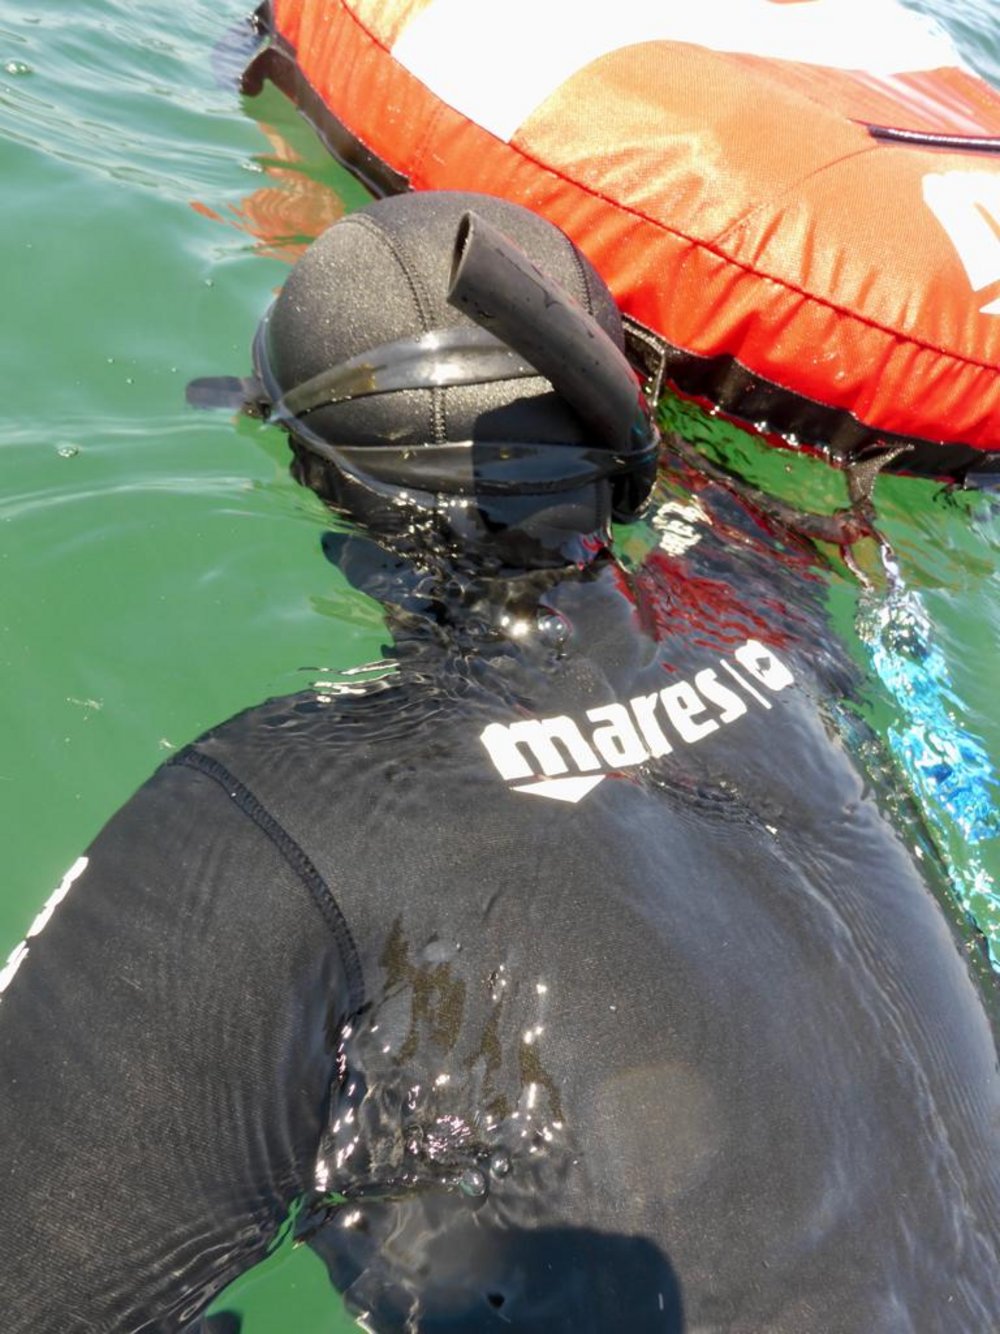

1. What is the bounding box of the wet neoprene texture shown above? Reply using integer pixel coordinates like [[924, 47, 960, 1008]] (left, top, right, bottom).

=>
[[260, 191, 623, 452], [1, 526, 999, 1332]]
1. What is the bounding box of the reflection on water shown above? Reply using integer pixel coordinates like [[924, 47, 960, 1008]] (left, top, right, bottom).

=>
[[660, 393, 1000, 970], [191, 107, 353, 263], [858, 558, 1000, 966], [316, 913, 570, 1212]]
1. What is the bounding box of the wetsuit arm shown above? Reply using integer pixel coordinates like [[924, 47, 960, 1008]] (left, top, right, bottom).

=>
[[0, 758, 351, 1332]]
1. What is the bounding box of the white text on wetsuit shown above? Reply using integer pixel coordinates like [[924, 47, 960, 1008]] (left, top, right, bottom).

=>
[[480, 639, 793, 802]]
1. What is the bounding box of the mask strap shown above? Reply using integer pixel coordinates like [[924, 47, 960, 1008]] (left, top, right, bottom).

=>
[[272, 326, 539, 423], [285, 431, 660, 498]]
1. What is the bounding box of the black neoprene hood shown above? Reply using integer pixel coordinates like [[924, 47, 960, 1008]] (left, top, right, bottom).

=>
[[251, 191, 658, 527]]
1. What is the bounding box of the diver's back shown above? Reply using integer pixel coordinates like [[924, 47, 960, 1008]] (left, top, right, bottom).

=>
[[191, 563, 1000, 1331]]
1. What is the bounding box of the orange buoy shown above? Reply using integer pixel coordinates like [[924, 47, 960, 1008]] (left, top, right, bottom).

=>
[[245, 0, 1000, 479]]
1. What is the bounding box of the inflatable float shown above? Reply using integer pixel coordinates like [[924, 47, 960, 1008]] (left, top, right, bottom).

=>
[[241, 0, 1000, 482]]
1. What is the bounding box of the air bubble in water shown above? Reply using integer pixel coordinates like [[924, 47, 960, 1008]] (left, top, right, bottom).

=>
[[536, 611, 569, 647], [488, 1150, 511, 1180], [459, 1167, 487, 1198]]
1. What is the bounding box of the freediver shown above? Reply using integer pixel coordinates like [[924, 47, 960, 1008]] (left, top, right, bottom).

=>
[[0, 191, 998, 1332]]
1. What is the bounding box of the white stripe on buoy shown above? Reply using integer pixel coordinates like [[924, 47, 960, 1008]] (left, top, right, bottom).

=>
[[0, 856, 89, 1000], [393, 0, 964, 143]]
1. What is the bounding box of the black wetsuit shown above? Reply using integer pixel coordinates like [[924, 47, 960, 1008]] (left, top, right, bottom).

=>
[[2, 509, 999, 1332]]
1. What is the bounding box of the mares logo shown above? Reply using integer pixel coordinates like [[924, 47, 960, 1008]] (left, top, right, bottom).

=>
[[480, 640, 793, 803]]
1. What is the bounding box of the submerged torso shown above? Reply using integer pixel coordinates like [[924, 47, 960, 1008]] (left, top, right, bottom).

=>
[[185, 546, 1000, 1332]]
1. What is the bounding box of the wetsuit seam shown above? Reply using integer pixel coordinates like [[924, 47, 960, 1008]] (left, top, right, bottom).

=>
[[342, 213, 434, 331], [171, 748, 365, 1014], [569, 236, 596, 316]]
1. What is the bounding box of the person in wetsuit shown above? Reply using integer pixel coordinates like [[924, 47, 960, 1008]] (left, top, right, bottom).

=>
[[1, 191, 998, 1333]]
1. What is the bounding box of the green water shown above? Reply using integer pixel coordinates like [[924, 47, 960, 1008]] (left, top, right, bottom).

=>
[[0, 1, 997, 1327]]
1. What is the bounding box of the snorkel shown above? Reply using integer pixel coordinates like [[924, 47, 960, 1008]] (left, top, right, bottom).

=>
[[447, 212, 657, 522]]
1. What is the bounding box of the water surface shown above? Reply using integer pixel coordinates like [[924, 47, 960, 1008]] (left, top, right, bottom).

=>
[[0, 1, 998, 1326]]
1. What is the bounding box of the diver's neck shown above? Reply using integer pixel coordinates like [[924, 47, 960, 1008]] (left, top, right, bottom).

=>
[[384, 560, 593, 658], [391, 556, 630, 667], [325, 528, 620, 657]]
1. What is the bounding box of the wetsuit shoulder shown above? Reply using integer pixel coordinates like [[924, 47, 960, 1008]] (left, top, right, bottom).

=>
[[0, 757, 350, 1331]]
